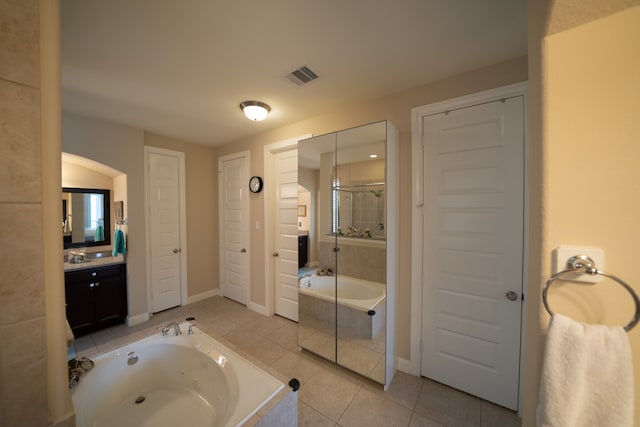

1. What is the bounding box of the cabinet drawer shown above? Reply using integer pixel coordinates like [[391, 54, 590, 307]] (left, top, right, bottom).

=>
[[65, 264, 124, 283]]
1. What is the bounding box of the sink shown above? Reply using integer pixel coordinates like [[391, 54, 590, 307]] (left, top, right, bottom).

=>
[[64, 253, 125, 271]]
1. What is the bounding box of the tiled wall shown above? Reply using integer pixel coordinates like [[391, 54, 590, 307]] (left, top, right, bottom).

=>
[[0, 0, 50, 425], [318, 241, 386, 283]]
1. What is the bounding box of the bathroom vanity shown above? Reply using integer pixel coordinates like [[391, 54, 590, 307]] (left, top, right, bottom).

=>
[[65, 262, 127, 337], [298, 234, 309, 268]]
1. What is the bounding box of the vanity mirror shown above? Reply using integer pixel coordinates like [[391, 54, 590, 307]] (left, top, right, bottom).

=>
[[298, 120, 397, 387], [62, 187, 111, 249]]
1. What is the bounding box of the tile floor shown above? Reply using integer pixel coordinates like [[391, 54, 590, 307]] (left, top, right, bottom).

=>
[[72, 296, 522, 427]]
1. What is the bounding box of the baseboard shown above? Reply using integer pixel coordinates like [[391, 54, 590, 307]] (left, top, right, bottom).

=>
[[127, 312, 150, 327], [186, 288, 220, 304], [248, 301, 269, 316], [397, 357, 414, 375]]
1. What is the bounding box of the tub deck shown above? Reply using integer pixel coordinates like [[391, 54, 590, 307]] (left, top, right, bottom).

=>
[[71, 323, 296, 427]]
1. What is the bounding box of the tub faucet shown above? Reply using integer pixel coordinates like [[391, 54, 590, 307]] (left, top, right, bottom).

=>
[[161, 322, 182, 336]]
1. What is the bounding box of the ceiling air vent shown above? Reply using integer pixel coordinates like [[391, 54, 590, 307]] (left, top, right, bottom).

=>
[[285, 65, 319, 86]]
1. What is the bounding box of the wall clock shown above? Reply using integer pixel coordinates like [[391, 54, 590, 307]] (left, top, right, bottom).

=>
[[249, 176, 263, 193]]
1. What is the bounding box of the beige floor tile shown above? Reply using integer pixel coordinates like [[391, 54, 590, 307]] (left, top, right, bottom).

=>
[[95, 330, 146, 354], [89, 323, 140, 344], [408, 412, 445, 427], [299, 368, 360, 422], [247, 314, 293, 336], [221, 305, 265, 325], [481, 401, 521, 427], [225, 331, 289, 366], [267, 322, 300, 350], [338, 388, 412, 427], [365, 370, 423, 410], [299, 401, 336, 426], [270, 350, 323, 385], [200, 316, 242, 337], [415, 379, 481, 427], [72, 335, 97, 354]]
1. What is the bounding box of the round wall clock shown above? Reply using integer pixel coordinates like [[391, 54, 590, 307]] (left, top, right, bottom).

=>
[[249, 176, 263, 193]]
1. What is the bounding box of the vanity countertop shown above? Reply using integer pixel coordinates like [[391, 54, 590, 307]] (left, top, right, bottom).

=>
[[64, 253, 125, 271]]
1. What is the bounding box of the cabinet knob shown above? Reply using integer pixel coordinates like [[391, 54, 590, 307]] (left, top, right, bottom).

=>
[[173, 248, 181, 254]]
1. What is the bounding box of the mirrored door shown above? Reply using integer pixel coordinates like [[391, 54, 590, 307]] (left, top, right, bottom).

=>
[[298, 121, 389, 384], [335, 122, 387, 383], [298, 131, 337, 362]]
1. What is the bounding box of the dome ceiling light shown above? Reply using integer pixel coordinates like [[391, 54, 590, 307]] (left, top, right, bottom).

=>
[[240, 101, 271, 121]]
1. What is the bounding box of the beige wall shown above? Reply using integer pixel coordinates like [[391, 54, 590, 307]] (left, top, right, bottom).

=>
[[144, 131, 219, 297], [215, 56, 528, 360], [61, 161, 114, 190], [524, 1, 640, 425], [62, 115, 222, 317], [62, 111, 148, 320]]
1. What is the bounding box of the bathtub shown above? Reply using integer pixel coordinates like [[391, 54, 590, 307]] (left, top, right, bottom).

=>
[[72, 323, 285, 427], [298, 273, 386, 340], [298, 273, 385, 313]]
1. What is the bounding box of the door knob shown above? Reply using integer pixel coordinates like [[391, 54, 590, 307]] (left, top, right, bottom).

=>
[[240, 248, 246, 253], [273, 252, 279, 257], [173, 248, 181, 254], [506, 291, 519, 301]]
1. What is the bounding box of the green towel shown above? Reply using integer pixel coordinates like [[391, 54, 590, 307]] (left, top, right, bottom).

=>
[[112, 229, 127, 256], [94, 225, 104, 241]]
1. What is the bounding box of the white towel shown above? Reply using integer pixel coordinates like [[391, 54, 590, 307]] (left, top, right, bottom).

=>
[[537, 314, 634, 427]]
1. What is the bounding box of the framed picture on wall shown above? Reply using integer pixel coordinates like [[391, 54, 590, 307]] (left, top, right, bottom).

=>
[[298, 205, 306, 217], [114, 201, 124, 223]]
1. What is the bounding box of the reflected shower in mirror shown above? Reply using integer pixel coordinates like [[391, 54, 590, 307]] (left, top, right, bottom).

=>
[[63, 187, 111, 249]]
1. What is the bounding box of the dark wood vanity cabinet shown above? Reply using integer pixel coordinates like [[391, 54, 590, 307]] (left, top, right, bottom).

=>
[[65, 264, 127, 337], [298, 235, 309, 268]]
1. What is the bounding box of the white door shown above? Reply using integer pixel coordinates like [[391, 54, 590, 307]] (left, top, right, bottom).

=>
[[274, 149, 299, 321], [149, 152, 182, 312], [421, 96, 524, 410], [218, 153, 249, 305]]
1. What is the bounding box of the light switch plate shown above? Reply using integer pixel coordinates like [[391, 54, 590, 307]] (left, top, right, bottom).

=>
[[552, 246, 604, 283]]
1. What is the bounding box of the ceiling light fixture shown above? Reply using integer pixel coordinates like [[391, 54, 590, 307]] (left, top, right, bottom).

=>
[[240, 101, 271, 121], [369, 154, 378, 159]]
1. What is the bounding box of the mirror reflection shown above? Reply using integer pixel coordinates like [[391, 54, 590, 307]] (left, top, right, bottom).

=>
[[63, 187, 111, 249], [298, 121, 388, 384]]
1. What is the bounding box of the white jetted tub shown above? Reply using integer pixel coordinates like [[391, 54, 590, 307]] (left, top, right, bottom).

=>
[[72, 323, 285, 427]]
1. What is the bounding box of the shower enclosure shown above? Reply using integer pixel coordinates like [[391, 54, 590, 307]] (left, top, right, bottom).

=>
[[297, 120, 398, 387]]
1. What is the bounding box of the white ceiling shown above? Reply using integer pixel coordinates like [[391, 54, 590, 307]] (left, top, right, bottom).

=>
[[61, 1, 527, 147]]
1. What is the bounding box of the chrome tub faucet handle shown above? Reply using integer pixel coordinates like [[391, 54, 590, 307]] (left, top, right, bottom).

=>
[[161, 322, 182, 336]]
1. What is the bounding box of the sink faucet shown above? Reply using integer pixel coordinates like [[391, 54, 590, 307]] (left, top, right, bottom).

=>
[[161, 322, 182, 336]]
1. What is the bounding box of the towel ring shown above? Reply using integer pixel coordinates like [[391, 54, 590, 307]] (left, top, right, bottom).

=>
[[543, 255, 640, 331]]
